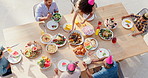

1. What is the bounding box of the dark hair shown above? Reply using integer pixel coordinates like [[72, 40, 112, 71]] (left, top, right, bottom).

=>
[[0, 51, 3, 57], [78, 0, 94, 14], [142, 14, 148, 20], [106, 62, 114, 68]]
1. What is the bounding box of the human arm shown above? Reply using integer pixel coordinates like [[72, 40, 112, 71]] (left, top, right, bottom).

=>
[[132, 31, 144, 36], [53, 68, 59, 78], [38, 13, 52, 21], [91, 57, 107, 63], [83, 62, 93, 78], [82, 13, 93, 24], [71, 10, 79, 31]]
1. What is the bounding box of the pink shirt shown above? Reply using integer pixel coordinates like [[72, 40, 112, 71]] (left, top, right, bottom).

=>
[[54, 67, 81, 78]]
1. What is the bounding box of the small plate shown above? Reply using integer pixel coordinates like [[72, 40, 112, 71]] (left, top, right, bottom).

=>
[[96, 48, 110, 58], [83, 14, 95, 21], [84, 38, 98, 50], [8, 54, 22, 64], [40, 33, 52, 44], [68, 30, 84, 45], [104, 18, 117, 29], [122, 18, 134, 29], [46, 20, 59, 30], [51, 33, 67, 47], [63, 23, 72, 32], [58, 59, 70, 71], [46, 43, 58, 54]]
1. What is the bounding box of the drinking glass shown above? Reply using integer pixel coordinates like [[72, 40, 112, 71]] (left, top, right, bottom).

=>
[[112, 37, 117, 44]]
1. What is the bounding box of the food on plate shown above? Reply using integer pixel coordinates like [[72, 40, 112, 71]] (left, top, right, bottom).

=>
[[83, 57, 92, 64], [23, 41, 42, 58], [52, 34, 66, 47], [64, 24, 72, 31], [62, 62, 67, 66], [46, 43, 57, 53], [73, 45, 86, 56], [41, 34, 52, 43], [99, 28, 113, 40], [37, 56, 51, 69], [68, 32, 83, 45], [84, 38, 97, 50], [82, 26, 95, 36], [125, 20, 131, 23], [11, 51, 20, 58], [52, 25, 57, 28], [104, 18, 117, 29], [52, 13, 62, 22]]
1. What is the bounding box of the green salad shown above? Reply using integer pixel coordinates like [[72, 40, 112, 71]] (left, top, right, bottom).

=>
[[99, 29, 113, 40], [52, 13, 61, 22]]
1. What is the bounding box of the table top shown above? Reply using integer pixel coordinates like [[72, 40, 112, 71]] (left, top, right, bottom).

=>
[[3, 3, 148, 78]]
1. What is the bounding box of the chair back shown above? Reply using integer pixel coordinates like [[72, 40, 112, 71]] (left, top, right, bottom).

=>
[[33, 3, 39, 17]]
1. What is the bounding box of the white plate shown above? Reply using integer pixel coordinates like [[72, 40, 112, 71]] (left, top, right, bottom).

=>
[[63, 23, 72, 32], [96, 48, 110, 58], [122, 18, 134, 29], [83, 14, 95, 21], [46, 43, 58, 54], [51, 33, 67, 47], [104, 19, 117, 29], [99, 28, 113, 40], [40, 33, 52, 44], [58, 59, 70, 71], [8, 54, 22, 64], [84, 38, 98, 50], [46, 20, 59, 30], [68, 30, 84, 45]]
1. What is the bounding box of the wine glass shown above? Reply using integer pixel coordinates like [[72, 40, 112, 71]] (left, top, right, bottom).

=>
[[112, 37, 117, 44]]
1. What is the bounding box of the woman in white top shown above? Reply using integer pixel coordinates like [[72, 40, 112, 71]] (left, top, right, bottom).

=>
[[71, 0, 96, 31]]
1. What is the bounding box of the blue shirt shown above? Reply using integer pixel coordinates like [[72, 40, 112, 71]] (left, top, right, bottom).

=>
[[0, 57, 10, 75], [35, 1, 59, 21], [92, 61, 118, 78]]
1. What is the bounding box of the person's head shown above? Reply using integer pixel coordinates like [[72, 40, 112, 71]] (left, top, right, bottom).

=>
[[103, 56, 114, 69], [142, 13, 148, 20], [0, 46, 5, 59], [78, 0, 95, 14], [0, 51, 3, 59], [44, 0, 53, 6], [66, 63, 77, 74]]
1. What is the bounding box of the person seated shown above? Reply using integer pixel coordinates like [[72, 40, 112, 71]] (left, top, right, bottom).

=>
[[71, 0, 96, 30], [35, 0, 59, 21], [83, 56, 118, 78], [122, 13, 148, 36], [53, 62, 81, 78], [0, 46, 12, 77]]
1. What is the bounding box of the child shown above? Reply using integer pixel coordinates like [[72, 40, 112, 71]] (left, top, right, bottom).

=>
[[122, 13, 148, 36], [71, 0, 96, 31]]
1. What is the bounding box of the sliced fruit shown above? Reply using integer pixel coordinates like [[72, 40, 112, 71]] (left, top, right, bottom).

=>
[[125, 20, 131, 23], [62, 62, 67, 66], [13, 51, 19, 56]]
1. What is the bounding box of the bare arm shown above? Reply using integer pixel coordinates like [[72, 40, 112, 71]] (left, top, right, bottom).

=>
[[132, 31, 144, 36], [91, 57, 107, 63], [72, 10, 79, 31], [83, 62, 93, 78], [39, 13, 52, 21]]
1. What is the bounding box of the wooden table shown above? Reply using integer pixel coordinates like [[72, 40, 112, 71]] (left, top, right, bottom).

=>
[[3, 3, 148, 78]]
